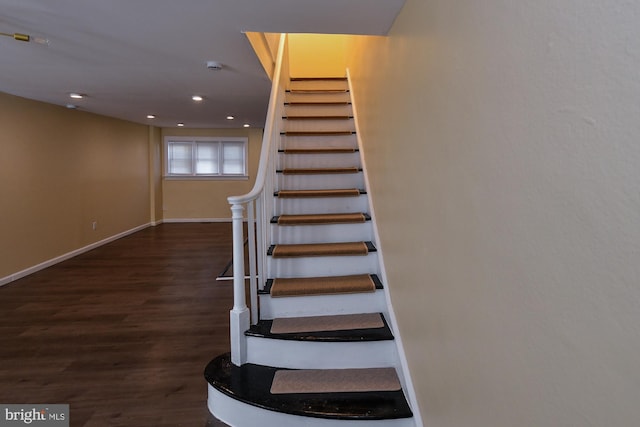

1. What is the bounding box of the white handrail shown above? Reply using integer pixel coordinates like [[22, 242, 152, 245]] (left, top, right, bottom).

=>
[[227, 33, 288, 366]]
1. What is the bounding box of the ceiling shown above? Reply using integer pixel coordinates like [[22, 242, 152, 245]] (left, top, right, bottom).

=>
[[0, 0, 405, 128]]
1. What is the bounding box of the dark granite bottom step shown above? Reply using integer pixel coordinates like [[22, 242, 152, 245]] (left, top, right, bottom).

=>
[[204, 353, 413, 421], [245, 313, 395, 342]]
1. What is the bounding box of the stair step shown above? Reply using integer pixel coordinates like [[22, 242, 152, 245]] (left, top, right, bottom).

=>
[[277, 167, 360, 175], [246, 313, 393, 341], [275, 188, 364, 198], [268, 241, 376, 258], [291, 77, 347, 81], [283, 115, 353, 120], [281, 131, 355, 136], [286, 91, 349, 96], [285, 101, 352, 106], [205, 353, 413, 421], [271, 212, 370, 225], [262, 273, 383, 296], [279, 147, 358, 154]]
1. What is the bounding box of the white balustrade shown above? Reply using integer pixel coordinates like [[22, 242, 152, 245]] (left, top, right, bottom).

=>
[[227, 34, 289, 366]]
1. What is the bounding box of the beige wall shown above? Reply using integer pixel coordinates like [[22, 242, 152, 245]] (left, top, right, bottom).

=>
[[346, 0, 640, 425], [0, 92, 150, 280], [160, 127, 263, 221], [288, 34, 348, 77]]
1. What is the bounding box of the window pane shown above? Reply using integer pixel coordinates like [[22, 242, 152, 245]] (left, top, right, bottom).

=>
[[168, 142, 192, 174], [222, 142, 245, 175], [196, 142, 219, 174]]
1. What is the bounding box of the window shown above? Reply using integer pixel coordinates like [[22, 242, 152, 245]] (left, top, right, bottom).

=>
[[164, 137, 248, 179]]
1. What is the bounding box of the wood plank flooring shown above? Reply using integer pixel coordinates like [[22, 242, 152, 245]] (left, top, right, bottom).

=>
[[0, 223, 234, 426]]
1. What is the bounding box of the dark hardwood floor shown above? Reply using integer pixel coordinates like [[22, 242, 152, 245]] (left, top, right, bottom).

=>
[[0, 223, 234, 426]]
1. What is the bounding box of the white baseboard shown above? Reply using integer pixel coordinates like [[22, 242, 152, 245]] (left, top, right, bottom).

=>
[[162, 218, 232, 223], [0, 223, 152, 288]]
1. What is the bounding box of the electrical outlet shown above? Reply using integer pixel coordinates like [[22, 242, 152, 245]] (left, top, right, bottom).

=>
[[92, 221, 97, 230]]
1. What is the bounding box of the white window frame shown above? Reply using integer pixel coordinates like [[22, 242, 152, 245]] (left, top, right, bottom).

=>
[[163, 136, 248, 180]]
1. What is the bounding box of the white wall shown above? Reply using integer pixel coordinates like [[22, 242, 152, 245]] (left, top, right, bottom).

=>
[[346, 0, 640, 425]]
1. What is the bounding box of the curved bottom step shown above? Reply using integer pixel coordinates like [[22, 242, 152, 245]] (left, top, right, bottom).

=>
[[205, 353, 414, 426]]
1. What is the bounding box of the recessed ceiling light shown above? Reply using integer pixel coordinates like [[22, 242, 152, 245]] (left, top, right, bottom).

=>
[[243, 123, 250, 128], [177, 123, 185, 127], [192, 95, 203, 102], [226, 115, 234, 120], [66, 104, 77, 109], [69, 93, 84, 99], [147, 114, 156, 119]]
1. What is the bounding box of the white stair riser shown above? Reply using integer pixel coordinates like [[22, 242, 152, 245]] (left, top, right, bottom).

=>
[[259, 291, 386, 319], [280, 135, 357, 150], [208, 387, 416, 427], [278, 173, 364, 191], [289, 80, 349, 91], [269, 253, 379, 278], [283, 119, 354, 133], [271, 222, 373, 244], [275, 195, 368, 215], [285, 104, 353, 117], [246, 338, 397, 369], [278, 152, 361, 169], [285, 92, 351, 104]]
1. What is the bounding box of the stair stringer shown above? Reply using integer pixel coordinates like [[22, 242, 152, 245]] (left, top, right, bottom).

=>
[[346, 69, 424, 427]]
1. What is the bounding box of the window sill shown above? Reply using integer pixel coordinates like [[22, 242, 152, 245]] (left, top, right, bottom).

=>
[[163, 175, 249, 181]]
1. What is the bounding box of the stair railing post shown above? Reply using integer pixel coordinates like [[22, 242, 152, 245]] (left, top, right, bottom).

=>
[[230, 202, 249, 366]]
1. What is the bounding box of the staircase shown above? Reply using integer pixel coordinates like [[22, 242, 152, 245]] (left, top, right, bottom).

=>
[[204, 72, 417, 426]]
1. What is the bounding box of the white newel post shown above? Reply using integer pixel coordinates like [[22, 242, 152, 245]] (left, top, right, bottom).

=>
[[230, 203, 249, 366]]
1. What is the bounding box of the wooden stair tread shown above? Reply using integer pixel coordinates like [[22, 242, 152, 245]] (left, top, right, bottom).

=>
[[205, 353, 413, 420], [275, 188, 364, 198], [246, 313, 394, 341], [272, 212, 370, 225], [279, 147, 358, 154], [282, 131, 355, 136], [291, 77, 347, 81], [286, 90, 349, 94], [285, 101, 352, 106], [268, 241, 375, 258], [283, 115, 353, 120], [278, 167, 360, 175]]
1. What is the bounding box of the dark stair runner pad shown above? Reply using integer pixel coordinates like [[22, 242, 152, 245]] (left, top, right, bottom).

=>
[[270, 274, 376, 297], [277, 212, 366, 225], [270, 313, 384, 334], [271, 242, 368, 258], [271, 367, 402, 394], [276, 188, 361, 198]]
